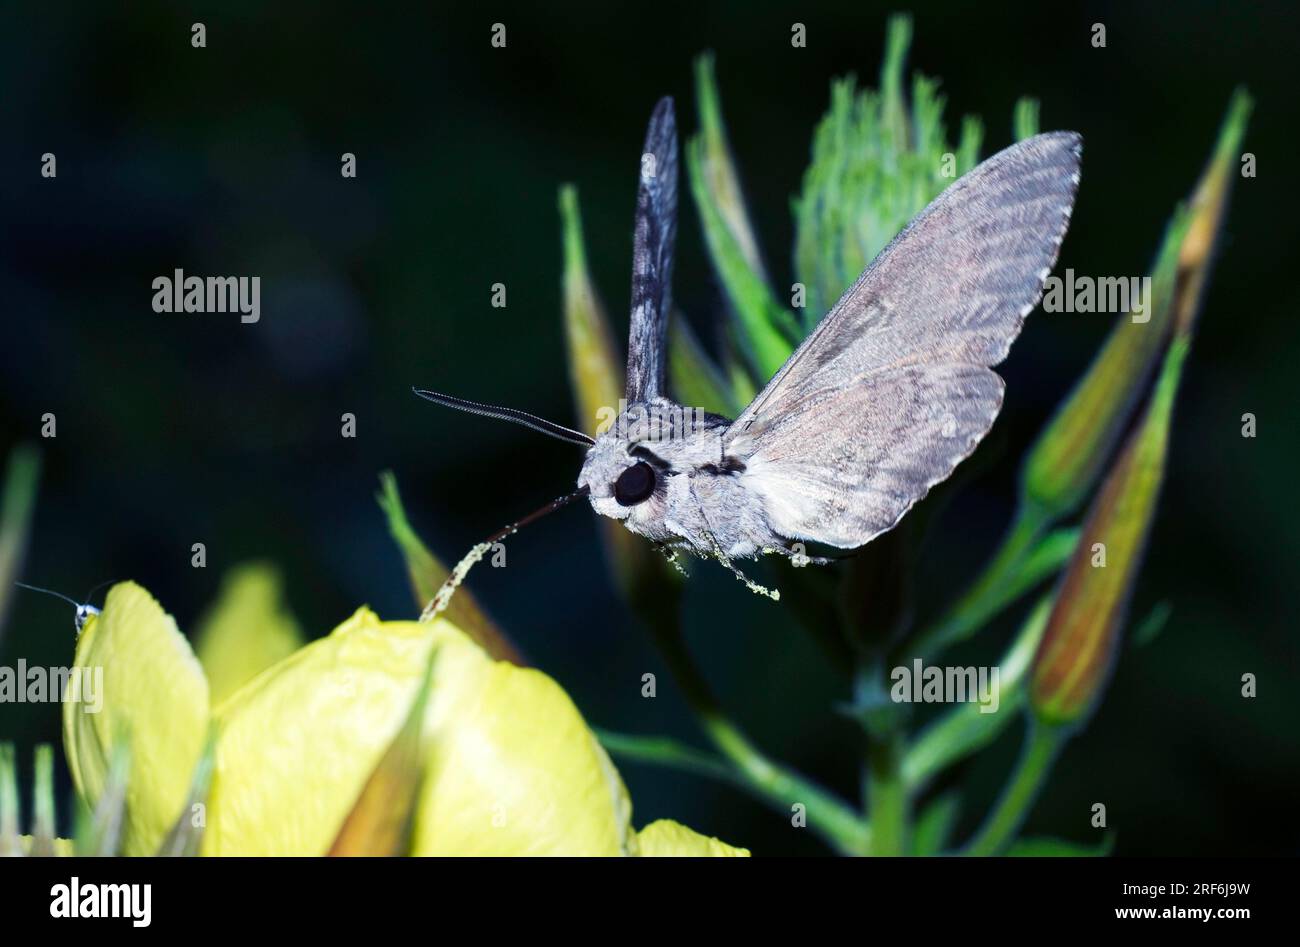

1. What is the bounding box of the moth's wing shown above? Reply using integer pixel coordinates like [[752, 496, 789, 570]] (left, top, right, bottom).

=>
[[736, 364, 1005, 547], [727, 132, 1081, 548], [625, 97, 678, 403]]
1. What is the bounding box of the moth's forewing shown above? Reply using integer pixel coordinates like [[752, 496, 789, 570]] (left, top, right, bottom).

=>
[[728, 132, 1083, 550], [625, 97, 679, 404]]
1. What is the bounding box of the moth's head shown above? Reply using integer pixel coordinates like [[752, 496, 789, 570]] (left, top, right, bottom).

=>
[[578, 402, 673, 524], [75, 604, 100, 634], [14, 581, 105, 636]]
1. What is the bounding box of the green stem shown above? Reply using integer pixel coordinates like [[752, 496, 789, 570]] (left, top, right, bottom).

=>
[[593, 729, 742, 789], [648, 620, 870, 855], [907, 499, 1050, 658], [963, 720, 1066, 856], [866, 730, 908, 855]]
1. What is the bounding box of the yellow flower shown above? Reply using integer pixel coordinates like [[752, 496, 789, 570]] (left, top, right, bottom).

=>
[[62, 579, 747, 857], [194, 563, 303, 706], [632, 819, 749, 857], [63, 583, 208, 857]]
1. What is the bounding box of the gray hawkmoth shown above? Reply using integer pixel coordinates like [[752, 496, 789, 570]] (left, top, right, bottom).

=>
[[416, 97, 1080, 608]]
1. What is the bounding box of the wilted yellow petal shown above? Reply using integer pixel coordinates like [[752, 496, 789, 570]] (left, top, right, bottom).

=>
[[634, 819, 750, 857], [194, 563, 303, 708], [206, 609, 633, 856], [62, 582, 209, 856]]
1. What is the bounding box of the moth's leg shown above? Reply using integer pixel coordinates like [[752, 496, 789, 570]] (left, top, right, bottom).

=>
[[689, 480, 780, 601], [712, 546, 781, 601], [653, 541, 690, 577], [761, 544, 840, 568]]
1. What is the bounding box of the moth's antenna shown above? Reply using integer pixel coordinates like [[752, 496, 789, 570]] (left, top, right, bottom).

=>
[[419, 485, 591, 622], [413, 389, 595, 447], [14, 581, 82, 609], [82, 579, 118, 604]]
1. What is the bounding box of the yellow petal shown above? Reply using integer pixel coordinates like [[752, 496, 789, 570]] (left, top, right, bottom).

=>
[[62, 582, 209, 856], [206, 609, 632, 856], [634, 819, 750, 857], [194, 563, 303, 708], [410, 633, 632, 856]]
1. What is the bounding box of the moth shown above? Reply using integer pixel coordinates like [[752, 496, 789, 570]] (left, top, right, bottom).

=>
[[14, 581, 107, 633], [416, 98, 1080, 608]]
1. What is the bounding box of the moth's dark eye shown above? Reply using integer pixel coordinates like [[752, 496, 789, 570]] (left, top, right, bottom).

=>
[[614, 461, 656, 506]]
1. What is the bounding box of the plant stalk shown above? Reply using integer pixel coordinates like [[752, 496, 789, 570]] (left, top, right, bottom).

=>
[[648, 620, 870, 854], [866, 729, 908, 855], [963, 719, 1067, 856], [908, 499, 1050, 658]]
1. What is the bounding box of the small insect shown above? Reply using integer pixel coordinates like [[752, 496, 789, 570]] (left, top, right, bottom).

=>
[[14, 581, 112, 633], [416, 97, 1081, 610]]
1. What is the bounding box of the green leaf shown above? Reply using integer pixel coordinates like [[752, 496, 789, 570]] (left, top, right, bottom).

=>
[[911, 525, 1078, 657], [594, 729, 741, 789], [1006, 834, 1115, 857], [75, 737, 130, 857], [559, 184, 623, 430], [376, 471, 520, 664], [0, 743, 19, 856], [1130, 601, 1173, 648], [668, 311, 742, 417], [912, 791, 961, 856], [1013, 97, 1040, 141], [0, 445, 41, 648], [904, 596, 1052, 791], [693, 52, 768, 281], [30, 744, 57, 857], [686, 133, 798, 381]]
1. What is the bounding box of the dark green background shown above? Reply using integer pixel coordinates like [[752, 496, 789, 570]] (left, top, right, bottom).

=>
[[1, 1, 1296, 855]]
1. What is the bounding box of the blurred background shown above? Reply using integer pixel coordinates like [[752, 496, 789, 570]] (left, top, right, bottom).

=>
[[1, 0, 1296, 855]]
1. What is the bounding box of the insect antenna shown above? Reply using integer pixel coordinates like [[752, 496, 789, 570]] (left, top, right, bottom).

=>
[[14, 581, 82, 609], [412, 388, 595, 447], [82, 578, 119, 604], [419, 485, 591, 622]]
